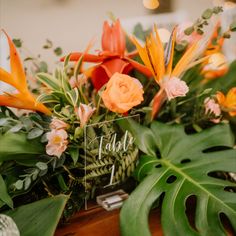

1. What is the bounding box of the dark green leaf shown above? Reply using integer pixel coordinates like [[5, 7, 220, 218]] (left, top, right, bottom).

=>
[[0, 175, 13, 208], [12, 39, 22, 48], [120, 122, 236, 236], [69, 148, 79, 165], [54, 47, 63, 56]]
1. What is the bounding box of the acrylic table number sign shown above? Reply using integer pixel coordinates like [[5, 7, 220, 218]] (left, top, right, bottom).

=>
[[83, 115, 140, 210]]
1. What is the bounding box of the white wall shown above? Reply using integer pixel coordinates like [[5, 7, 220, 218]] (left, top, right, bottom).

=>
[[0, 0, 213, 60]]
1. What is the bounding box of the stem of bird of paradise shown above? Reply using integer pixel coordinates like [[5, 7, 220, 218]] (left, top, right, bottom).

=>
[[151, 89, 167, 120]]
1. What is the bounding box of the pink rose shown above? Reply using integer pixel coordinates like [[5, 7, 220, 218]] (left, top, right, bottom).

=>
[[46, 129, 68, 157], [75, 103, 96, 128], [204, 97, 221, 123], [163, 77, 189, 101], [176, 22, 202, 47], [50, 117, 68, 130]]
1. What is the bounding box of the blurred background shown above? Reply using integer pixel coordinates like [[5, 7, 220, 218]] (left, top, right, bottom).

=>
[[0, 0, 235, 72]]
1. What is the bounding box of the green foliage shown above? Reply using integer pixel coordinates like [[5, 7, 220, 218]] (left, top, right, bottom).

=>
[[0, 132, 44, 162], [5, 195, 68, 236], [0, 175, 13, 208], [120, 120, 236, 236]]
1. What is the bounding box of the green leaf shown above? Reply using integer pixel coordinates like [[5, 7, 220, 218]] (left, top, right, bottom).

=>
[[118, 119, 156, 157], [38, 61, 48, 73], [27, 128, 44, 140], [202, 9, 213, 19], [0, 132, 44, 162], [5, 195, 68, 236], [54, 47, 63, 56], [36, 162, 48, 171], [43, 39, 53, 49], [230, 21, 236, 32], [0, 175, 13, 208], [184, 26, 194, 36], [36, 73, 60, 91], [12, 39, 22, 48], [74, 56, 84, 78], [120, 122, 236, 236], [69, 148, 79, 165]]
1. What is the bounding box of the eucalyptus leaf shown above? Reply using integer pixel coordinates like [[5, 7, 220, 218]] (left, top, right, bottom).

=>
[[120, 121, 236, 236], [27, 128, 44, 140]]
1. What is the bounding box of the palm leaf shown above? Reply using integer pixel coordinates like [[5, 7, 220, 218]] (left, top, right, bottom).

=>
[[119, 120, 236, 236]]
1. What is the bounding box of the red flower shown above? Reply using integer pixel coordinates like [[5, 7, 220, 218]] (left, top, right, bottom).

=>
[[61, 20, 152, 90]]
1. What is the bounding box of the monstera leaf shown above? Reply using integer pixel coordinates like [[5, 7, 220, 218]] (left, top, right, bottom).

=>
[[119, 120, 236, 236]]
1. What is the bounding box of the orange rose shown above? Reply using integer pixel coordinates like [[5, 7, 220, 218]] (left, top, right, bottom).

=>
[[102, 73, 144, 113]]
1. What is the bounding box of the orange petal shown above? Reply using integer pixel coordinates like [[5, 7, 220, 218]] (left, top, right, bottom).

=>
[[2, 30, 28, 93], [152, 89, 167, 120], [101, 19, 126, 56], [216, 91, 226, 106], [61, 52, 104, 63], [0, 94, 51, 115], [125, 57, 153, 78]]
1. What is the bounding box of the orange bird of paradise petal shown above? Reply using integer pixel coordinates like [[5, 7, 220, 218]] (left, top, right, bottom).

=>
[[132, 23, 216, 119], [61, 19, 152, 90], [217, 88, 236, 117], [0, 31, 51, 115]]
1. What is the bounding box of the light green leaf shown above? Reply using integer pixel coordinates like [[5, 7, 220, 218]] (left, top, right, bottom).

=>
[[36, 73, 60, 91], [0, 175, 13, 208], [120, 122, 236, 236], [5, 195, 68, 236], [27, 128, 44, 140]]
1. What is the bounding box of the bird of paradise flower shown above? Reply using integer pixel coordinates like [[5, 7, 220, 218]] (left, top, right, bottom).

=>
[[61, 19, 152, 90], [0, 31, 51, 115], [132, 24, 216, 119]]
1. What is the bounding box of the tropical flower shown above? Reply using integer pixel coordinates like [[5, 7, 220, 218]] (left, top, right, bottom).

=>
[[204, 97, 221, 123], [102, 72, 144, 113], [202, 23, 228, 80], [0, 31, 51, 115], [143, 0, 159, 9], [163, 77, 189, 101], [216, 88, 236, 116], [132, 24, 214, 118], [202, 53, 228, 80], [62, 20, 152, 90], [46, 129, 68, 157], [75, 103, 96, 128], [50, 117, 68, 130]]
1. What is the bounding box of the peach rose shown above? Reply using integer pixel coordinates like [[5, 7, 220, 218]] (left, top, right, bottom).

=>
[[163, 77, 189, 101], [50, 117, 68, 130], [46, 129, 68, 158], [101, 73, 144, 113]]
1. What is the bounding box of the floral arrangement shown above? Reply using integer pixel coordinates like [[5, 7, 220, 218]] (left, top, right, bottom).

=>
[[0, 3, 236, 236]]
